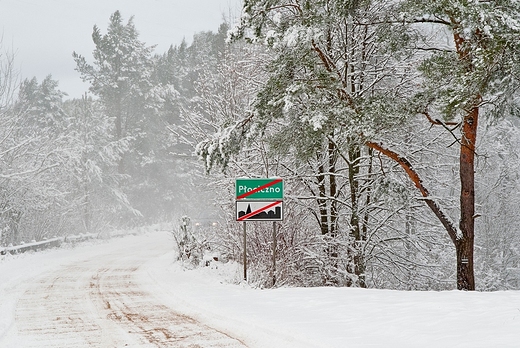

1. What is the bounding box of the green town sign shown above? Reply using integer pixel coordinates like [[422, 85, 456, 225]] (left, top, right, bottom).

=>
[[235, 178, 284, 200]]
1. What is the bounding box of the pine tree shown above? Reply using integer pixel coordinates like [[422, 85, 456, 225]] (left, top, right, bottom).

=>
[[373, 0, 520, 290], [62, 96, 134, 233], [220, 0, 415, 287], [73, 10, 157, 176], [73, 11, 169, 223], [230, 0, 520, 290]]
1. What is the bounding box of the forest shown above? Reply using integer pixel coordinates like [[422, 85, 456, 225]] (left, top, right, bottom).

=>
[[1, 1, 520, 291]]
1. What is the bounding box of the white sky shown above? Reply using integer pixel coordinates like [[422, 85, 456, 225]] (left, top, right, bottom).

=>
[[0, 0, 242, 98]]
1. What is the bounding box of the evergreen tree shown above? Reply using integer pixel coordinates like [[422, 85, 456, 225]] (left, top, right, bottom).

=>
[[374, 0, 520, 290], [206, 0, 415, 287], [62, 96, 134, 233], [73, 11, 166, 223], [15, 75, 67, 133], [226, 0, 520, 290], [73, 10, 157, 176]]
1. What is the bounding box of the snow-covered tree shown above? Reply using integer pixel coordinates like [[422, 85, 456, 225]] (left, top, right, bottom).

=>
[[15, 76, 67, 133], [474, 118, 520, 290], [228, 0, 520, 290], [73, 11, 177, 223], [73, 11, 157, 175], [61, 96, 134, 233], [204, 0, 420, 287], [1, 75, 70, 244], [369, 0, 520, 290]]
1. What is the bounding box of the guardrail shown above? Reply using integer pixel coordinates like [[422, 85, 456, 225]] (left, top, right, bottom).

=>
[[1, 233, 98, 255], [0, 227, 154, 256]]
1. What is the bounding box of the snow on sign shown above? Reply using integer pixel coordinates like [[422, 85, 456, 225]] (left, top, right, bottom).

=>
[[235, 178, 283, 200], [236, 200, 283, 221]]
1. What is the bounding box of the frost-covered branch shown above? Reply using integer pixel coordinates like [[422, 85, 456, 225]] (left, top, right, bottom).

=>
[[366, 140, 458, 244]]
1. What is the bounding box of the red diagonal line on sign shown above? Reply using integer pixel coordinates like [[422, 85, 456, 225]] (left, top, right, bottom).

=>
[[237, 201, 282, 221], [237, 178, 282, 200]]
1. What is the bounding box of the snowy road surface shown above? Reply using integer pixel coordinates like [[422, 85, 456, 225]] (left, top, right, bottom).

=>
[[2, 230, 520, 347], [15, 241, 244, 347], [6, 232, 245, 347]]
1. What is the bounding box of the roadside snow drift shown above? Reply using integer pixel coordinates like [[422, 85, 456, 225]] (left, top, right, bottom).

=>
[[1, 231, 519, 347]]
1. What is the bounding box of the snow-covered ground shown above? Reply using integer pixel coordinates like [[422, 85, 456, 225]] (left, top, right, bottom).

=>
[[1, 230, 520, 347]]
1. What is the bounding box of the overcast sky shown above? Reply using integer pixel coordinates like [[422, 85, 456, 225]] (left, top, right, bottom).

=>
[[0, 0, 242, 98]]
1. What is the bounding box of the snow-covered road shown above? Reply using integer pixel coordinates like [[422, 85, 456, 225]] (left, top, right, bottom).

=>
[[5, 231, 245, 347], [2, 230, 520, 348]]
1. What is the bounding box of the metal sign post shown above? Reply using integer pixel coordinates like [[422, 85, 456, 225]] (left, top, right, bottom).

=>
[[235, 178, 284, 284], [243, 221, 247, 281], [272, 221, 277, 286]]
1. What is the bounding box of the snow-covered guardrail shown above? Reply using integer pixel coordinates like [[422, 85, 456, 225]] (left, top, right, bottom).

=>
[[1, 227, 155, 256], [63, 233, 98, 244], [1, 233, 98, 255]]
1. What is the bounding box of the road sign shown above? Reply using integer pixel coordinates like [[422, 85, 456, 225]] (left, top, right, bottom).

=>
[[236, 200, 283, 221], [235, 178, 283, 200], [235, 178, 285, 282]]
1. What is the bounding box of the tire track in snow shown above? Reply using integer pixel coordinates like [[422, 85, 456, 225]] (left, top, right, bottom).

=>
[[14, 235, 247, 347], [93, 265, 246, 347], [16, 263, 127, 347]]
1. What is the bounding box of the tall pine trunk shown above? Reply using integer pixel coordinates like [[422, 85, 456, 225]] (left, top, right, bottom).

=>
[[456, 105, 478, 290]]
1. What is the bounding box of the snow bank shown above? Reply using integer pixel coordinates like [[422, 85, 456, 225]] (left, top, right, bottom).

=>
[[138, 248, 520, 347], [1, 231, 520, 347]]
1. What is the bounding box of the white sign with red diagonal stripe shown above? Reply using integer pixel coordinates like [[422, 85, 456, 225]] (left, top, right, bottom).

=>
[[236, 200, 283, 221]]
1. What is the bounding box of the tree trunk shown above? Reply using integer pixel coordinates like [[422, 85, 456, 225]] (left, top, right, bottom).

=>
[[316, 158, 329, 236], [114, 92, 125, 175], [348, 144, 366, 288], [83, 179, 91, 233], [328, 138, 338, 239], [457, 105, 478, 290]]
